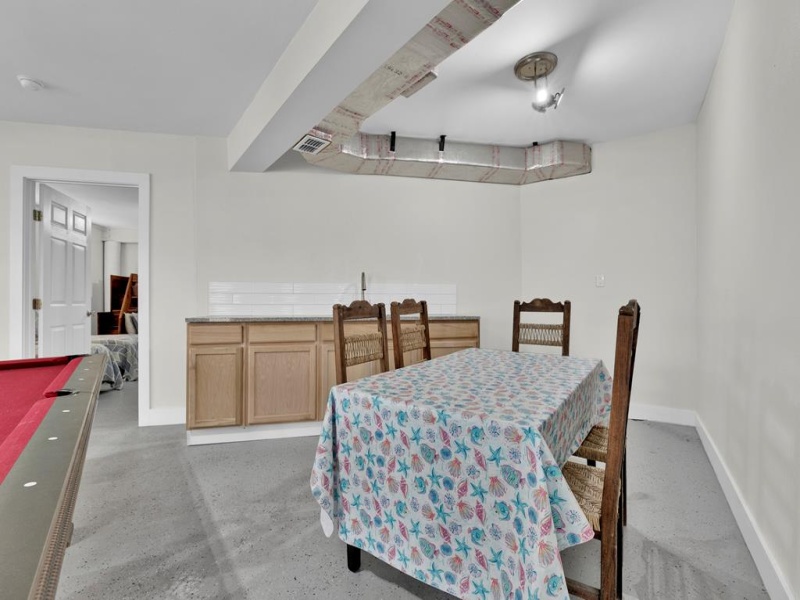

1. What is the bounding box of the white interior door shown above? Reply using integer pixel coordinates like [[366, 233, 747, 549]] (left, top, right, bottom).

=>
[[39, 183, 92, 356]]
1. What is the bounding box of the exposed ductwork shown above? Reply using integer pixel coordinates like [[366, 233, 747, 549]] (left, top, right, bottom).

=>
[[304, 133, 591, 185], [296, 0, 592, 185]]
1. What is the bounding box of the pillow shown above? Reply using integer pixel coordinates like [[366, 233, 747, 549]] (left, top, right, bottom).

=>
[[124, 312, 138, 334], [131, 313, 138, 332]]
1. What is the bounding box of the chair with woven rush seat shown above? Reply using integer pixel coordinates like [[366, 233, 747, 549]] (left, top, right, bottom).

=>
[[332, 300, 390, 386], [390, 299, 432, 369], [573, 302, 640, 526], [512, 298, 571, 356], [332, 300, 389, 574], [562, 299, 641, 600]]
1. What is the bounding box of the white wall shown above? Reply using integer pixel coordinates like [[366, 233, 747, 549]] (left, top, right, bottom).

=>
[[90, 224, 106, 315], [120, 242, 138, 276], [696, 0, 800, 595], [520, 125, 698, 411], [194, 138, 521, 350], [0, 120, 197, 414]]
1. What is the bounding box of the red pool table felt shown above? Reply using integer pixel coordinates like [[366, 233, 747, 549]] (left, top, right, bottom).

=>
[[0, 357, 81, 483]]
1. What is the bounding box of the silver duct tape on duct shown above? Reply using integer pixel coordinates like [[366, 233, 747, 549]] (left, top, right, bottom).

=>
[[305, 134, 592, 186]]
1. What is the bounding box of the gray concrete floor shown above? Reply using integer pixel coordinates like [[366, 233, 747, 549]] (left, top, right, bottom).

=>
[[57, 383, 769, 600]]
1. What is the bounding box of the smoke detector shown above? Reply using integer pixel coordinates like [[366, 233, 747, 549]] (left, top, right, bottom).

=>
[[292, 130, 332, 155], [17, 75, 44, 92]]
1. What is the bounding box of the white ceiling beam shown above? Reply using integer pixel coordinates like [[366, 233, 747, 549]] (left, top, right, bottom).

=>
[[227, 0, 451, 172]]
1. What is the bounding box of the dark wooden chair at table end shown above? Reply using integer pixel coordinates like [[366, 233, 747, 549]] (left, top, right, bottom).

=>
[[390, 299, 432, 369], [512, 298, 571, 356], [573, 302, 640, 526], [562, 299, 641, 600], [331, 299, 390, 573]]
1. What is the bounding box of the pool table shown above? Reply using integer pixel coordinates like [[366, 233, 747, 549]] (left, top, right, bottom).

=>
[[0, 354, 106, 600]]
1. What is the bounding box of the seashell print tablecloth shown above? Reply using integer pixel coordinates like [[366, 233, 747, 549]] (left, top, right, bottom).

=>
[[311, 348, 612, 600]]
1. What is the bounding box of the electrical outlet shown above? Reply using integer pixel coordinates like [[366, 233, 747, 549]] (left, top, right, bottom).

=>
[[595, 275, 605, 288]]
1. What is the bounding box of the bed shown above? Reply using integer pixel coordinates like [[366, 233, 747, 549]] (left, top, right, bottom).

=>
[[90, 334, 138, 390]]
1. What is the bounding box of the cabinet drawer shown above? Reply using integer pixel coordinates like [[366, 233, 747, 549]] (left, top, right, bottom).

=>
[[249, 323, 317, 343], [188, 324, 243, 345], [429, 321, 479, 339]]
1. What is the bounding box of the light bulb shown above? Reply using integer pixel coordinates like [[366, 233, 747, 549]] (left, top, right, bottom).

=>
[[535, 88, 549, 104]]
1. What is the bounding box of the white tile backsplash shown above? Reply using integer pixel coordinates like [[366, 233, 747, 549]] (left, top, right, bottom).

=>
[[251, 282, 294, 294], [208, 282, 458, 317], [209, 281, 253, 294]]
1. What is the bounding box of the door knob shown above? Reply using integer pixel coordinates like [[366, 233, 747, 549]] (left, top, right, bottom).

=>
[[86, 311, 94, 317]]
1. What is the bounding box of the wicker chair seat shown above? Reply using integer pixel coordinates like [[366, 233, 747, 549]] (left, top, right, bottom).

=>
[[574, 425, 609, 463], [562, 461, 606, 535]]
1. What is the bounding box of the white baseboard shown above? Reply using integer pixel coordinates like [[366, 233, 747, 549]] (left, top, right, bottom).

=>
[[694, 416, 794, 600], [139, 407, 185, 427], [628, 402, 696, 427], [186, 421, 323, 446]]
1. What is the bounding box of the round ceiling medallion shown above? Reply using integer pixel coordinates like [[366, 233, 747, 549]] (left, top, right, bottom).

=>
[[514, 52, 558, 81]]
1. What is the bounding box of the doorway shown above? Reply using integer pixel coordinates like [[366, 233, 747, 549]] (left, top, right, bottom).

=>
[[9, 167, 151, 426]]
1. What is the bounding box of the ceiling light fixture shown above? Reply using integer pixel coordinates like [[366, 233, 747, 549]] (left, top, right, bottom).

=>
[[17, 75, 44, 92], [514, 51, 564, 114]]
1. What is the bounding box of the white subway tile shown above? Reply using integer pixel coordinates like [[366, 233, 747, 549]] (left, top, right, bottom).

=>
[[293, 283, 355, 294], [314, 293, 358, 306], [368, 283, 409, 295], [409, 283, 457, 296], [209, 281, 253, 294], [209, 304, 253, 316], [251, 282, 294, 294], [242, 293, 303, 305], [208, 293, 232, 305]]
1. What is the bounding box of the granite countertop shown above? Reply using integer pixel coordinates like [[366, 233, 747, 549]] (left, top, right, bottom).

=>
[[186, 315, 479, 323]]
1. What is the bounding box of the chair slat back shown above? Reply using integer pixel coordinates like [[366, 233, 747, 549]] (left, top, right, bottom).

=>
[[512, 298, 571, 356], [333, 300, 389, 384], [390, 299, 432, 369]]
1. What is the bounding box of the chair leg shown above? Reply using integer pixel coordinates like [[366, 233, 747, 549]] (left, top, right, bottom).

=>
[[347, 544, 361, 572], [622, 453, 628, 527], [616, 499, 624, 598]]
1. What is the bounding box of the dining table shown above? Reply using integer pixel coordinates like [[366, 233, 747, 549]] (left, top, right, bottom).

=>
[[310, 347, 612, 600]]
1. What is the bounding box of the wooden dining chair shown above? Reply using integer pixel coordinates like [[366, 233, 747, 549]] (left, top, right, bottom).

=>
[[573, 303, 640, 526], [332, 300, 389, 573], [390, 299, 432, 369], [562, 299, 640, 600], [332, 300, 390, 385], [512, 298, 571, 356]]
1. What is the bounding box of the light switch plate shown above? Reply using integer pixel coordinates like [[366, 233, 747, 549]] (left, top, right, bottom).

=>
[[595, 275, 605, 287]]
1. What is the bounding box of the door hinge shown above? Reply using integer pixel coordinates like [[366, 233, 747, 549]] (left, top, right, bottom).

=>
[[32, 298, 42, 310], [33, 209, 43, 222]]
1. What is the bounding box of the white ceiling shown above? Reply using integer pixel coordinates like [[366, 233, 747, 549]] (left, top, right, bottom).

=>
[[0, 0, 317, 135], [1, 0, 733, 153], [361, 0, 734, 146], [46, 183, 138, 230]]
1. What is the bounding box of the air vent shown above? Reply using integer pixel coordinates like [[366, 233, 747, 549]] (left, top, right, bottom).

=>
[[293, 133, 331, 155], [400, 70, 438, 98]]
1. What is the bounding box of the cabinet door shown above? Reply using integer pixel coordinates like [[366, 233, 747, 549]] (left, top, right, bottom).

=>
[[248, 343, 316, 424], [318, 341, 337, 420], [187, 345, 243, 428], [317, 340, 385, 420]]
